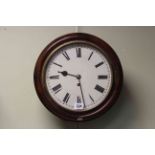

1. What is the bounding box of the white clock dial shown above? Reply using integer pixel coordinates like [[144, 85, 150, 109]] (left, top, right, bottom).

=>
[[45, 43, 113, 111]]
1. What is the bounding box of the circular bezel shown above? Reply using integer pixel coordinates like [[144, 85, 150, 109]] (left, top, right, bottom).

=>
[[43, 41, 113, 111], [34, 33, 123, 122]]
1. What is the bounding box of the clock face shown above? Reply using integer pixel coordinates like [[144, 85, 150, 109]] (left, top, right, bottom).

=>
[[44, 43, 113, 111], [34, 33, 123, 121]]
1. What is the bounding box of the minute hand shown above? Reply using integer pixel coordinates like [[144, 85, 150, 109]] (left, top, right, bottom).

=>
[[78, 75, 86, 108]]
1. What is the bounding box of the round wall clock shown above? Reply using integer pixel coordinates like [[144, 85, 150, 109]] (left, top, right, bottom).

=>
[[34, 33, 123, 122]]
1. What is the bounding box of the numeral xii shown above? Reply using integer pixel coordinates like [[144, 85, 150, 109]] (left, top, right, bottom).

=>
[[62, 51, 70, 60]]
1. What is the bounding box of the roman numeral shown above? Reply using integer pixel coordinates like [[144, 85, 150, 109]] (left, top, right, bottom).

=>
[[95, 61, 104, 68], [49, 75, 59, 79], [62, 51, 70, 60], [76, 48, 81, 57], [88, 52, 93, 61], [75, 96, 83, 109], [63, 93, 70, 103], [98, 75, 108, 79], [95, 85, 104, 93], [77, 96, 81, 103], [53, 62, 62, 67], [89, 94, 94, 102], [52, 84, 62, 94]]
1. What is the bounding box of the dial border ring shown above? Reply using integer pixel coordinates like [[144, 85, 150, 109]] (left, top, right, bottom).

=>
[[42, 40, 114, 111]]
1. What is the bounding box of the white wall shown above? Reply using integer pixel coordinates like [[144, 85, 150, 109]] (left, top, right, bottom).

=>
[[0, 26, 155, 128]]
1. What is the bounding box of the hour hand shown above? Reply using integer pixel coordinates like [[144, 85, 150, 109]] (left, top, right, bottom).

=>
[[58, 71, 68, 76], [58, 71, 78, 79]]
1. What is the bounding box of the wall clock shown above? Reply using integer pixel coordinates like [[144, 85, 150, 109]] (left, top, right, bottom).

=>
[[34, 33, 123, 122]]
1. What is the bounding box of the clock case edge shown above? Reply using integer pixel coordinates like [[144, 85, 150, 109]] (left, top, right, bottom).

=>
[[34, 33, 123, 122]]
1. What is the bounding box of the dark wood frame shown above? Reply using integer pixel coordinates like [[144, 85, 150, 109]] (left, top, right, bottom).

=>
[[34, 33, 123, 122]]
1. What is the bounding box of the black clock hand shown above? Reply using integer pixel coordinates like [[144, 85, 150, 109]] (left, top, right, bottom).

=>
[[58, 71, 86, 107], [77, 75, 86, 108], [58, 71, 79, 79]]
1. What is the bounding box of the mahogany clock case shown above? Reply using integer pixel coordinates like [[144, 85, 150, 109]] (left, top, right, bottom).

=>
[[34, 33, 123, 122]]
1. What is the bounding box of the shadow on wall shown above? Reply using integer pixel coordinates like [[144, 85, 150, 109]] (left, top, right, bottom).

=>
[[56, 79, 138, 129]]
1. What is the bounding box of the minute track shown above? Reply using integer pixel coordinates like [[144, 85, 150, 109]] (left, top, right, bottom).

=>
[[46, 44, 112, 111]]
